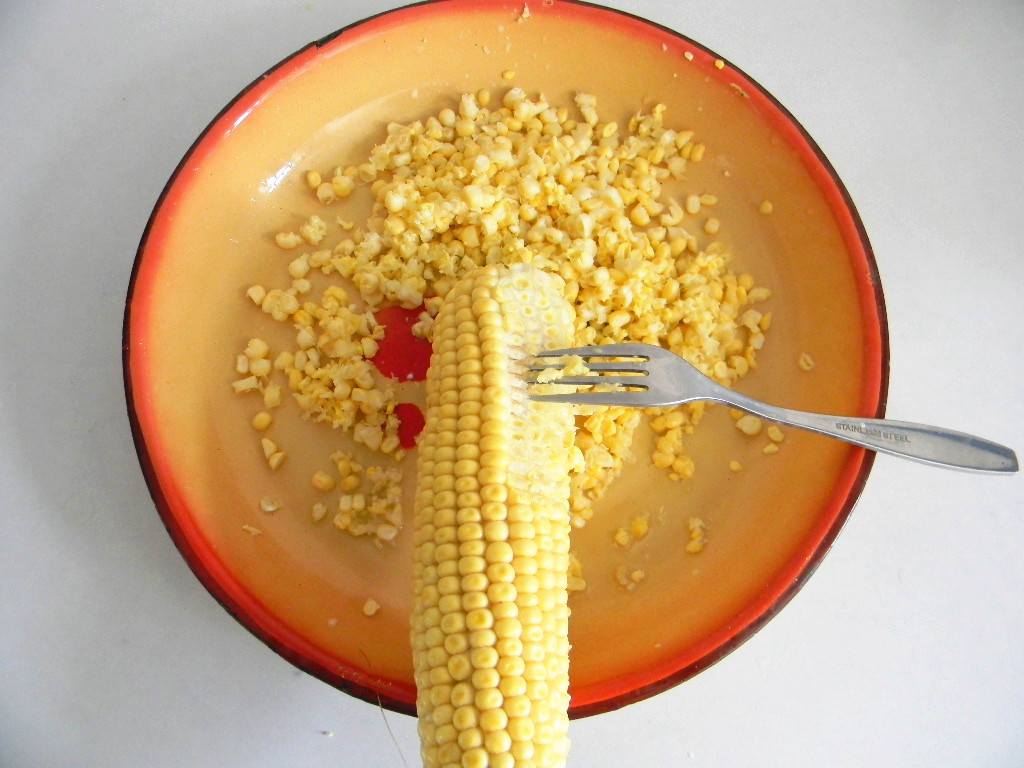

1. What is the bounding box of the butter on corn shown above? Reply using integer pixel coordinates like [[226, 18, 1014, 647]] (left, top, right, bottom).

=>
[[411, 264, 576, 768]]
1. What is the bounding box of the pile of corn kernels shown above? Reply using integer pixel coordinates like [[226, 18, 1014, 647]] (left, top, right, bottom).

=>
[[232, 86, 772, 544]]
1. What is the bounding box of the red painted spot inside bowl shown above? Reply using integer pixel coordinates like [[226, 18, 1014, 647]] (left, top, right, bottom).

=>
[[374, 305, 431, 382], [394, 402, 426, 449]]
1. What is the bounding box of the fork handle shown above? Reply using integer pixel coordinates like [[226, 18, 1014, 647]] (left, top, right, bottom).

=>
[[721, 390, 1018, 474]]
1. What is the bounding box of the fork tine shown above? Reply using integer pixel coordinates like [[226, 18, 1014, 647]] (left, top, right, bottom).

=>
[[530, 391, 644, 406], [527, 361, 648, 374], [539, 376, 649, 389], [533, 344, 650, 360]]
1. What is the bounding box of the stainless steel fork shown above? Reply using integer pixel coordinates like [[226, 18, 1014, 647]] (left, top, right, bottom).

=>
[[529, 343, 1018, 474]]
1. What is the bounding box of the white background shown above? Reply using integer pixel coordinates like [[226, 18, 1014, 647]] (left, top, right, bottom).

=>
[[2, 1, 1022, 766]]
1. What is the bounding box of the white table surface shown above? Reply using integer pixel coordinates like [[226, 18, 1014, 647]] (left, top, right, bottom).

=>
[[2, 1, 1022, 766]]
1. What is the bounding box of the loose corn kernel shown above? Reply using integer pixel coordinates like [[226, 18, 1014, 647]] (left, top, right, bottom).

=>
[[614, 565, 637, 590], [747, 286, 772, 303], [251, 411, 272, 431], [259, 497, 279, 514], [735, 414, 763, 436], [262, 385, 282, 409], [759, 199, 774, 214], [798, 352, 816, 371], [363, 598, 381, 617], [260, 437, 277, 459], [316, 182, 336, 204], [299, 215, 328, 245], [245, 285, 266, 305], [630, 512, 650, 540], [686, 517, 706, 554], [275, 231, 303, 249], [629, 204, 651, 226], [729, 460, 743, 472], [332, 175, 355, 198], [268, 451, 286, 470], [231, 376, 259, 394], [245, 339, 270, 359], [312, 470, 336, 492]]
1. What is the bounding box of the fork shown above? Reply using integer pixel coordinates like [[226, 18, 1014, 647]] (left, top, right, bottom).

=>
[[529, 343, 1018, 474]]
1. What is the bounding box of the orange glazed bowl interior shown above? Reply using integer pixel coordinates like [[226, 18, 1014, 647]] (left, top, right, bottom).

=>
[[124, 0, 887, 717]]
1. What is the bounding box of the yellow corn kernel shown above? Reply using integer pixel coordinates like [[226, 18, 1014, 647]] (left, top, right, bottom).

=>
[[312, 470, 336, 492], [245, 285, 266, 305], [363, 598, 381, 617], [331, 174, 355, 198], [251, 411, 272, 431], [629, 512, 650, 540], [275, 231, 303, 249], [735, 414, 762, 436], [231, 376, 259, 394], [316, 182, 336, 204], [412, 264, 574, 768], [248, 358, 272, 377], [262, 385, 282, 409], [686, 517, 706, 554], [245, 339, 271, 360]]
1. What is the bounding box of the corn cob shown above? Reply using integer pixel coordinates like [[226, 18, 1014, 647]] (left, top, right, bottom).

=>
[[411, 263, 577, 768]]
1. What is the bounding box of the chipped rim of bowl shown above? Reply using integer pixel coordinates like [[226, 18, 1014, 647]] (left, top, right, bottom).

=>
[[123, 0, 889, 719]]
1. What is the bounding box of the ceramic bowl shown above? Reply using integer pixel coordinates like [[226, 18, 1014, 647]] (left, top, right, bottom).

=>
[[124, 0, 887, 717]]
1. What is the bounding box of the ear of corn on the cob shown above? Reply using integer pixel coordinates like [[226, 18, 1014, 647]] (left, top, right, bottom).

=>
[[411, 263, 577, 768]]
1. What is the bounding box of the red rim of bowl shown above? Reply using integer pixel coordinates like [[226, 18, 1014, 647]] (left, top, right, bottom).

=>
[[123, 0, 889, 719]]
